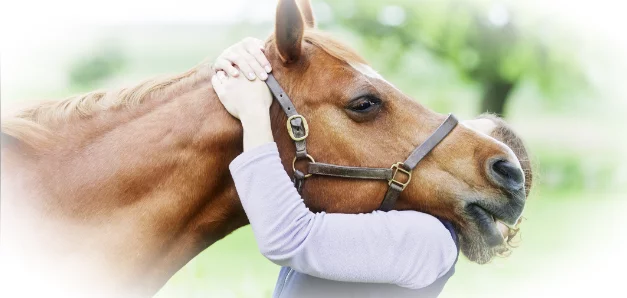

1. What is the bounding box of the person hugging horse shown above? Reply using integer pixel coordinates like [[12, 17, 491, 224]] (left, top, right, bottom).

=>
[[210, 33, 532, 297], [0, 1, 532, 296]]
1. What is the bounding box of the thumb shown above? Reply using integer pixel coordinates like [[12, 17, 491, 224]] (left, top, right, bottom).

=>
[[211, 75, 225, 97]]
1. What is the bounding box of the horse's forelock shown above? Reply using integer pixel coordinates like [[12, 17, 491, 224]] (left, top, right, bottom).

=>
[[266, 30, 368, 69]]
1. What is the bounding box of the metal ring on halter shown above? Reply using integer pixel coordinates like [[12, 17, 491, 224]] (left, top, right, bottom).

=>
[[292, 154, 316, 178]]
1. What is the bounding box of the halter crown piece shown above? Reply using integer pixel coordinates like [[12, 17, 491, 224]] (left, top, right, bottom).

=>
[[264, 74, 458, 211]]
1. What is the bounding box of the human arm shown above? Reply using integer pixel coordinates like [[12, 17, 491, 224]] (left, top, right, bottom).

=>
[[229, 143, 458, 289], [211, 40, 458, 289]]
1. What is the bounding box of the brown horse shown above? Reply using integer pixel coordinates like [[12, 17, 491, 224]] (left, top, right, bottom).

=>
[[0, 0, 529, 297]]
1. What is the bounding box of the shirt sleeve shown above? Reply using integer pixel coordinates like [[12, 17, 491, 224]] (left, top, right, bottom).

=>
[[229, 142, 458, 290]]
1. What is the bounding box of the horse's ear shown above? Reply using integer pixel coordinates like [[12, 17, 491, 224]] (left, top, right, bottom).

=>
[[297, 0, 316, 28], [275, 0, 305, 64]]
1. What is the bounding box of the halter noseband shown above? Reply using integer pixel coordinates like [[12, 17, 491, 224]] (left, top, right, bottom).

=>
[[265, 74, 458, 211]]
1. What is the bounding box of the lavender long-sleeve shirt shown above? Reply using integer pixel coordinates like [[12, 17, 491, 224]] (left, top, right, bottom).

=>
[[229, 142, 459, 298]]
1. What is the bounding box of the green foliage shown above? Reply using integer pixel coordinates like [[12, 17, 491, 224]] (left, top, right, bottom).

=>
[[69, 43, 127, 88], [533, 148, 618, 194], [320, 0, 588, 115]]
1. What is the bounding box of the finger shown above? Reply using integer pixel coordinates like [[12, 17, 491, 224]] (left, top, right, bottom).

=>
[[243, 38, 271, 72], [242, 37, 265, 51], [211, 75, 225, 96], [227, 53, 257, 81], [213, 59, 239, 77], [244, 38, 271, 72], [217, 71, 227, 82], [241, 51, 268, 80], [245, 43, 272, 74], [255, 39, 266, 52]]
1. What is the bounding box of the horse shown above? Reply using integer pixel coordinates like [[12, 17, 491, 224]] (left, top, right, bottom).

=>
[[0, 0, 530, 297]]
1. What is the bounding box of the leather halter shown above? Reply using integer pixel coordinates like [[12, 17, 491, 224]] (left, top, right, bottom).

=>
[[265, 74, 458, 211]]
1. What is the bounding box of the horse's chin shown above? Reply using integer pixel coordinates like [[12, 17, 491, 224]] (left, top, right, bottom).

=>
[[456, 205, 513, 264]]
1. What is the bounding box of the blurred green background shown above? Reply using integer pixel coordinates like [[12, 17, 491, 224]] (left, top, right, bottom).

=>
[[2, 0, 626, 297]]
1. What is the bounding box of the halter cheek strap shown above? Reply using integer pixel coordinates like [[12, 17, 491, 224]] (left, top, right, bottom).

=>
[[264, 74, 458, 211], [265, 74, 309, 159]]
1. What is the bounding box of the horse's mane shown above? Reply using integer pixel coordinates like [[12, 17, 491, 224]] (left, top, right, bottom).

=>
[[1, 30, 366, 149], [1, 62, 213, 148]]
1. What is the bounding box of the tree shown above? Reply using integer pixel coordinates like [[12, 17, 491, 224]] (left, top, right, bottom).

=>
[[69, 43, 126, 89], [321, 0, 586, 117]]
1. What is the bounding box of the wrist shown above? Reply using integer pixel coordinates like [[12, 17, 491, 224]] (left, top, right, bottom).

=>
[[240, 112, 274, 152], [239, 106, 270, 123], [240, 111, 271, 129]]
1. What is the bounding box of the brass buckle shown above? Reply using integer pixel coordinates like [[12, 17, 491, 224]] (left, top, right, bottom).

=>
[[292, 154, 316, 178], [389, 162, 412, 190], [286, 115, 309, 141]]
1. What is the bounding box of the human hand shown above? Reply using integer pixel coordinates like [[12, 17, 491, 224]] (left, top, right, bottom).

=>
[[211, 70, 273, 120], [212, 37, 272, 81], [212, 71, 274, 151]]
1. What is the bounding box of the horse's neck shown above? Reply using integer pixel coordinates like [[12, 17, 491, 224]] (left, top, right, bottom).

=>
[[1, 75, 249, 297]]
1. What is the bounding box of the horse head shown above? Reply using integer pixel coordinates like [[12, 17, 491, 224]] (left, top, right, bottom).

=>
[[266, 0, 531, 264]]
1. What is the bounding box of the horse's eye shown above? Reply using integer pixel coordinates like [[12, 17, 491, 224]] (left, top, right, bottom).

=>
[[348, 96, 381, 113]]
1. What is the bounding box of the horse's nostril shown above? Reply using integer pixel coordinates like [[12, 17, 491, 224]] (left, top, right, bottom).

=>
[[490, 159, 524, 191], [492, 160, 510, 178]]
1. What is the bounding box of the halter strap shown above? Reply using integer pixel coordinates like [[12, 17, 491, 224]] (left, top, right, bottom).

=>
[[308, 163, 394, 180], [266, 75, 308, 159], [379, 114, 458, 211], [308, 115, 458, 211], [264, 73, 458, 211]]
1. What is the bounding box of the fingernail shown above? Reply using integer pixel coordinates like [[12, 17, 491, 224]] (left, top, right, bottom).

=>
[[260, 73, 268, 80], [265, 65, 272, 73], [248, 72, 256, 80], [232, 69, 239, 76]]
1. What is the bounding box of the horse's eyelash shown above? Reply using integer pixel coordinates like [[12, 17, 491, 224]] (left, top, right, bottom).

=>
[[352, 95, 381, 104]]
